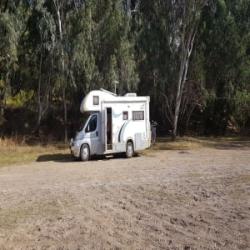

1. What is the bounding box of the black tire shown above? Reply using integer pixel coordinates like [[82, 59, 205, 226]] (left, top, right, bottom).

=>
[[126, 141, 134, 158], [80, 144, 90, 161]]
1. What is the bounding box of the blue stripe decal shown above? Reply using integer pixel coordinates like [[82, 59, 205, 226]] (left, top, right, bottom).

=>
[[118, 122, 127, 142]]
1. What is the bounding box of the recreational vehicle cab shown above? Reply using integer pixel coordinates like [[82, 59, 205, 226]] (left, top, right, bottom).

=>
[[70, 89, 151, 161]]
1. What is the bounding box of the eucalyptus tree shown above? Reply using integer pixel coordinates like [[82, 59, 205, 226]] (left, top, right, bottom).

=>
[[168, 0, 210, 139], [0, 11, 17, 123], [51, 0, 68, 142], [26, 1, 56, 133], [92, 0, 139, 94], [200, 0, 250, 134], [0, 1, 27, 127], [47, 0, 85, 142], [137, 0, 208, 137], [68, 1, 98, 95]]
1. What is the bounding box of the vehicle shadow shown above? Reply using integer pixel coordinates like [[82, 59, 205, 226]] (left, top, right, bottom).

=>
[[36, 154, 73, 162], [36, 153, 140, 163]]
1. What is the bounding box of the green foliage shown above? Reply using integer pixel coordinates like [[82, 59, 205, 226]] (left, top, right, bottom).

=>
[[6, 90, 34, 108], [0, 0, 249, 138], [233, 90, 250, 128], [0, 12, 18, 65]]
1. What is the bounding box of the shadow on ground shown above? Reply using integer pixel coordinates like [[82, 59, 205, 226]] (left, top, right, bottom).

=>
[[36, 153, 140, 163], [36, 154, 73, 162]]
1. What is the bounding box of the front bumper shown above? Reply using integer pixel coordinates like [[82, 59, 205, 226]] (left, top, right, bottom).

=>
[[70, 139, 80, 158]]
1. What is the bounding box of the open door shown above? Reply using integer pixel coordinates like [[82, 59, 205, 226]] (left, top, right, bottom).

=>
[[106, 107, 113, 150]]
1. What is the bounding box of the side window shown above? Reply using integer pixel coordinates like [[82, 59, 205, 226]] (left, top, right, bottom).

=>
[[86, 115, 97, 132], [123, 111, 128, 120], [132, 111, 144, 121], [93, 96, 99, 105]]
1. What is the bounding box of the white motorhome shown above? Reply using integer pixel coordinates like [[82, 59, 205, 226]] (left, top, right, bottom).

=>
[[70, 89, 151, 161]]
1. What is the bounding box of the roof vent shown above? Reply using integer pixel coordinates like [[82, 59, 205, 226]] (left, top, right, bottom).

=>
[[124, 93, 137, 97]]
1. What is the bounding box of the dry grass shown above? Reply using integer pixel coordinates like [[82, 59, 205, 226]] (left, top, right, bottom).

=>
[[144, 137, 203, 153], [1, 136, 249, 167], [0, 200, 65, 230], [144, 136, 250, 154], [0, 138, 68, 168]]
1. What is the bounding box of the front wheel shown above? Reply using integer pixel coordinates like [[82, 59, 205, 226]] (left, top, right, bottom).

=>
[[126, 141, 134, 158], [80, 144, 90, 161]]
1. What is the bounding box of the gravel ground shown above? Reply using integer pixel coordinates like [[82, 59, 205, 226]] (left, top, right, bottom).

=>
[[0, 146, 249, 250]]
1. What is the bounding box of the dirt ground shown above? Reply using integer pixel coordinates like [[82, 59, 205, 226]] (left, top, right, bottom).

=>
[[0, 144, 250, 249]]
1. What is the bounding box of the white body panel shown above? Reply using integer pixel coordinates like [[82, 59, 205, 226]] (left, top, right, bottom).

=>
[[70, 89, 150, 158]]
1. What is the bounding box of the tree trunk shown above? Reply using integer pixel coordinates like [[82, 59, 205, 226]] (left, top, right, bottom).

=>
[[54, 0, 68, 143], [172, 49, 186, 140], [126, 0, 131, 17], [172, 26, 197, 140], [62, 86, 68, 143], [36, 50, 43, 136]]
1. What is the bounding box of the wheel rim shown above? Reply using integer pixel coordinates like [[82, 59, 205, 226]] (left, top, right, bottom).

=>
[[82, 146, 89, 160], [127, 143, 133, 157]]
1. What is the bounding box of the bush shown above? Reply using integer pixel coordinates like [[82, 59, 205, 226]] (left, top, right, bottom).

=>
[[233, 90, 250, 130]]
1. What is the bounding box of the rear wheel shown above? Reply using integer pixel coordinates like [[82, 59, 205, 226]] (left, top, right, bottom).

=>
[[126, 141, 134, 158], [80, 144, 90, 161]]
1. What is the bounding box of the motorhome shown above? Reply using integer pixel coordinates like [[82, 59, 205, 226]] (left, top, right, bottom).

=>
[[70, 89, 151, 161]]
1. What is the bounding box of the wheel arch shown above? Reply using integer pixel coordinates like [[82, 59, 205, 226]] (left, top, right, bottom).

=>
[[81, 142, 90, 151], [126, 137, 134, 145]]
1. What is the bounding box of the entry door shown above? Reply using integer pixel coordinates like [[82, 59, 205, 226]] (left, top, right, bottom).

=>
[[85, 114, 100, 154], [105, 107, 113, 151]]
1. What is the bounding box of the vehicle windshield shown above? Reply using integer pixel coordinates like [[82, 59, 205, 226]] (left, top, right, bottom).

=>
[[78, 113, 91, 131]]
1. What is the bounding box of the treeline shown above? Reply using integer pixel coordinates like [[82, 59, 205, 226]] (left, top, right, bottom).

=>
[[0, 0, 249, 142]]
